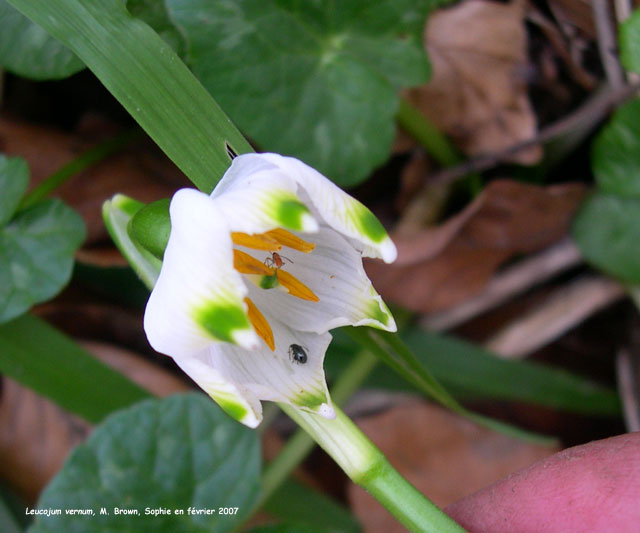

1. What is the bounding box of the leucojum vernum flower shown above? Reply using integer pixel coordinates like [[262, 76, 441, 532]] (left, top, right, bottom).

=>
[[144, 153, 397, 427]]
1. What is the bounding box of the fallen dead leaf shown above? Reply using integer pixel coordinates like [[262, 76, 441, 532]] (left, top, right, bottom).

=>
[[0, 379, 91, 504], [405, 0, 541, 164], [365, 180, 586, 312], [348, 401, 557, 532], [0, 341, 190, 503], [0, 115, 184, 244], [548, 0, 596, 39]]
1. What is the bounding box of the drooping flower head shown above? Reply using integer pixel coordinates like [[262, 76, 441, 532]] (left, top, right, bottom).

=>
[[144, 153, 396, 427]]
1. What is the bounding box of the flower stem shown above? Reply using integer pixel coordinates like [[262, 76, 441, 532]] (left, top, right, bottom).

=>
[[279, 403, 466, 533], [19, 128, 140, 210], [396, 97, 461, 167], [257, 348, 378, 510]]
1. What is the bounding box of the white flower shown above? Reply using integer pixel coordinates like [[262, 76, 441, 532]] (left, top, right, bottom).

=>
[[144, 153, 397, 427]]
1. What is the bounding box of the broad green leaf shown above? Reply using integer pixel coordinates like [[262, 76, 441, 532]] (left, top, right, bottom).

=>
[[165, 0, 436, 186], [0, 313, 151, 423], [0, 0, 84, 79], [7, 0, 253, 193], [573, 193, 640, 283], [620, 9, 640, 73], [250, 525, 335, 533], [0, 197, 86, 323], [30, 394, 261, 533], [0, 155, 29, 227], [591, 99, 640, 197], [126, 0, 186, 55], [264, 478, 361, 533]]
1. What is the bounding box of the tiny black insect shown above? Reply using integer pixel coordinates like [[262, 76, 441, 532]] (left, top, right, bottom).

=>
[[288, 344, 308, 364]]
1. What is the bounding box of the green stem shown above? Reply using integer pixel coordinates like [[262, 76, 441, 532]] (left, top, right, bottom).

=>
[[280, 403, 466, 533], [257, 349, 378, 510], [19, 129, 139, 210], [396, 98, 482, 196], [396, 97, 461, 167]]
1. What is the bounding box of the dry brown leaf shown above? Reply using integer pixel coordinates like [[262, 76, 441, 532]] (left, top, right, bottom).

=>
[[405, 0, 541, 164], [548, 0, 596, 38], [365, 180, 586, 312], [0, 116, 184, 243], [0, 342, 190, 502], [0, 379, 91, 503], [348, 401, 557, 532]]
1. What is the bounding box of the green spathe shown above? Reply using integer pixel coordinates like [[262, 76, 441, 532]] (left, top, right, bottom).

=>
[[129, 198, 171, 259]]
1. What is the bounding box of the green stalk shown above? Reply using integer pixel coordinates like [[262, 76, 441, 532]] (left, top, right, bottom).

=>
[[19, 129, 139, 210], [279, 403, 466, 533], [7, 0, 253, 193], [396, 98, 482, 195], [258, 349, 378, 510], [396, 97, 461, 167]]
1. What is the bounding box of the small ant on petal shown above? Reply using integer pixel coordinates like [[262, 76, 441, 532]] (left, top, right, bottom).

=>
[[264, 252, 293, 270]]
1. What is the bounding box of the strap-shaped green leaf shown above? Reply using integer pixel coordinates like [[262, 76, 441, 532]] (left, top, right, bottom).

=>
[[0, 314, 151, 423], [0, 155, 29, 227], [6, 0, 253, 193]]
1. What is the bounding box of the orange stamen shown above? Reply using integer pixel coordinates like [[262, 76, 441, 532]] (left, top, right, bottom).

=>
[[276, 269, 319, 302], [264, 228, 315, 253], [233, 249, 275, 276], [231, 232, 282, 251], [244, 297, 274, 351]]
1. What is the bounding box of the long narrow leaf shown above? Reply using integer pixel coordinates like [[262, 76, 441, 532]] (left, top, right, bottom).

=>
[[7, 0, 253, 193], [345, 327, 555, 444], [0, 314, 151, 423]]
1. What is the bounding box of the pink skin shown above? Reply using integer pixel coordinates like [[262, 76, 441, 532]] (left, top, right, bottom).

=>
[[446, 433, 640, 533]]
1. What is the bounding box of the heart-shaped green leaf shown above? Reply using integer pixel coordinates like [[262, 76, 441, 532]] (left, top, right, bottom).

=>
[[0, 195, 86, 323], [591, 99, 640, 197], [30, 393, 261, 533], [0, 0, 84, 79], [620, 9, 640, 73], [165, 0, 439, 186], [573, 193, 640, 283]]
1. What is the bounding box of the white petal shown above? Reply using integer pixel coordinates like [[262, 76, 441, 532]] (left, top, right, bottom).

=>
[[211, 154, 318, 234], [174, 356, 262, 428], [202, 326, 334, 418], [144, 189, 259, 358], [257, 153, 397, 263], [239, 225, 396, 333]]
